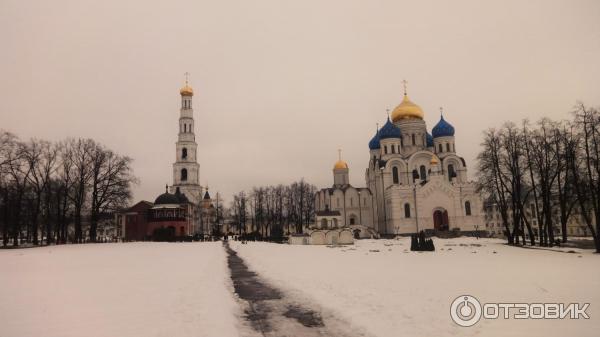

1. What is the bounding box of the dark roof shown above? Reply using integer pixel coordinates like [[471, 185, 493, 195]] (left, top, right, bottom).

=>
[[316, 210, 341, 216], [154, 192, 179, 205], [203, 191, 211, 200], [174, 187, 189, 203]]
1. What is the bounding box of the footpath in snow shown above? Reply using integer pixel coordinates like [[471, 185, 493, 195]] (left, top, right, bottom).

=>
[[231, 237, 600, 337], [0, 242, 239, 337]]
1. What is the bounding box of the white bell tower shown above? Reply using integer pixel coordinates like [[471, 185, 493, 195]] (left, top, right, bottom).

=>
[[171, 73, 202, 204]]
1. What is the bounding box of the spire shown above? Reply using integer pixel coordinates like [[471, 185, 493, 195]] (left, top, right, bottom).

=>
[[184, 72, 189, 86], [439, 106, 444, 118], [402, 79, 408, 96], [338, 148, 342, 161]]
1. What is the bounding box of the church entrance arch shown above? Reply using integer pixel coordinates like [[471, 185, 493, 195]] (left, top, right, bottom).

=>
[[433, 209, 449, 231]]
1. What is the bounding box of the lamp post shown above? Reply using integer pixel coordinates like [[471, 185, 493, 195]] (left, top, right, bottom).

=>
[[412, 171, 420, 234], [380, 166, 387, 235]]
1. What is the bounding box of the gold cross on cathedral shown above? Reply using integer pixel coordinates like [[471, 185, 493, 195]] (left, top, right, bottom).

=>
[[184, 72, 190, 85], [439, 107, 444, 116], [402, 79, 408, 96], [338, 148, 342, 161]]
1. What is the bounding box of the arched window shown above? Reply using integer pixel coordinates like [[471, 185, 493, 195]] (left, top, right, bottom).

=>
[[412, 134, 416, 145], [321, 218, 328, 228], [448, 164, 456, 182], [404, 203, 411, 218], [391, 145, 396, 154], [181, 168, 188, 181], [419, 165, 427, 181], [465, 201, 472, 216], [446, 143, 451, 152], [439, 144, 443, 153], [392, 166, 399, 184], [182, 148, 188, 159], [384, 145, 388, 154], [349, 215, 356, 225]]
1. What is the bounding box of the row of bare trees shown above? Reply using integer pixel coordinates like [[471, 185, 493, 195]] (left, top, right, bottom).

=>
[[0, 131, 137, 246], [477, 103, 600, 252], [229, 179, 317, 238]]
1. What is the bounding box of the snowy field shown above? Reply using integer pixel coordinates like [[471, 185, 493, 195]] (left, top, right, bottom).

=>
[[0, 242, 239, 337], [1, 239, 598, 337], [231, 238, 600, 337]]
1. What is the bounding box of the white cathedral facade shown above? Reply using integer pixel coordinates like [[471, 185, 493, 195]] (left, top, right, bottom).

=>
[[315, 86, 483, 236]]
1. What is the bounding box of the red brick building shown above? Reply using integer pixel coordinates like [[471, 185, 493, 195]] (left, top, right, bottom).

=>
[[118, 187, 197, 241]]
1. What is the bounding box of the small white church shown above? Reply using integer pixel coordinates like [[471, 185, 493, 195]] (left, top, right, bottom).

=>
[[314, 83, 483, 238]]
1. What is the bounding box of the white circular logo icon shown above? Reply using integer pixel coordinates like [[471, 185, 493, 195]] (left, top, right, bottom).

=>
[[450, 295, 482, 327]]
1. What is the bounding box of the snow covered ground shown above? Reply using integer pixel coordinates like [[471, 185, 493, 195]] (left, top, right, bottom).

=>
[[231, 237, 600, 337], [1, 238, 598, 337], [0, 242, 240, 337]]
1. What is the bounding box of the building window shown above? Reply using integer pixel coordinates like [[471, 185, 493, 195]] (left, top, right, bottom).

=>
[[384, 145, 388, 154], [182, 148, 188, 159], [419, 165, 427, 181], [181, 168, 188, 181], [448, 164, 455, 182], [392, 166, 399, 184], [412, 134, 416, 145], [446, 143, 451, 152], [349, 215, 356, 225], [465, 201, 472, 216], [392, 145, 396, 154], [404, 203, 411, 218], [439, 144, 443, 153], [321, 218, 328, 228]]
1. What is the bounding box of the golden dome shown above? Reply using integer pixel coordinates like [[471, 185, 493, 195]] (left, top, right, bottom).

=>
[[333, 160, 348, 170], [430, 155, 439, 165], [333, 149, 348, 170], [391, 94, 424, 121], [180, 85, 193, 96]]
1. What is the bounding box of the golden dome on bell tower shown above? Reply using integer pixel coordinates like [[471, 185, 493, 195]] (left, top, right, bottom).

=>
[[180, 72, 194, 96], [391, 80, 424, 122]]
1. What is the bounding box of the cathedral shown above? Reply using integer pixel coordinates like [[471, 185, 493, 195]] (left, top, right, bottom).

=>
[[315, 84, 483, 237]]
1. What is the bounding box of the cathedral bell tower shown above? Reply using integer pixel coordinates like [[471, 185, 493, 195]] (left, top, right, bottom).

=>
[[171, 73, 202, 204]]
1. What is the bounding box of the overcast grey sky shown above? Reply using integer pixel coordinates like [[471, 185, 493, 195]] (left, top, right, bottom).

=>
[[1, 0, 599, 204]]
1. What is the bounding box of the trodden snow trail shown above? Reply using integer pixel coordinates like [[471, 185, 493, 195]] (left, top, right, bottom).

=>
[[225, 242, 370, 337]]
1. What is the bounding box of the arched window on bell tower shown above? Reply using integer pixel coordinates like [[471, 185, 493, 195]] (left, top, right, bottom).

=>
[[181, 168, 188, 181], [392, 166, 399, 184], [419, 165, 427, 181], [182, 148, 187, 159]]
